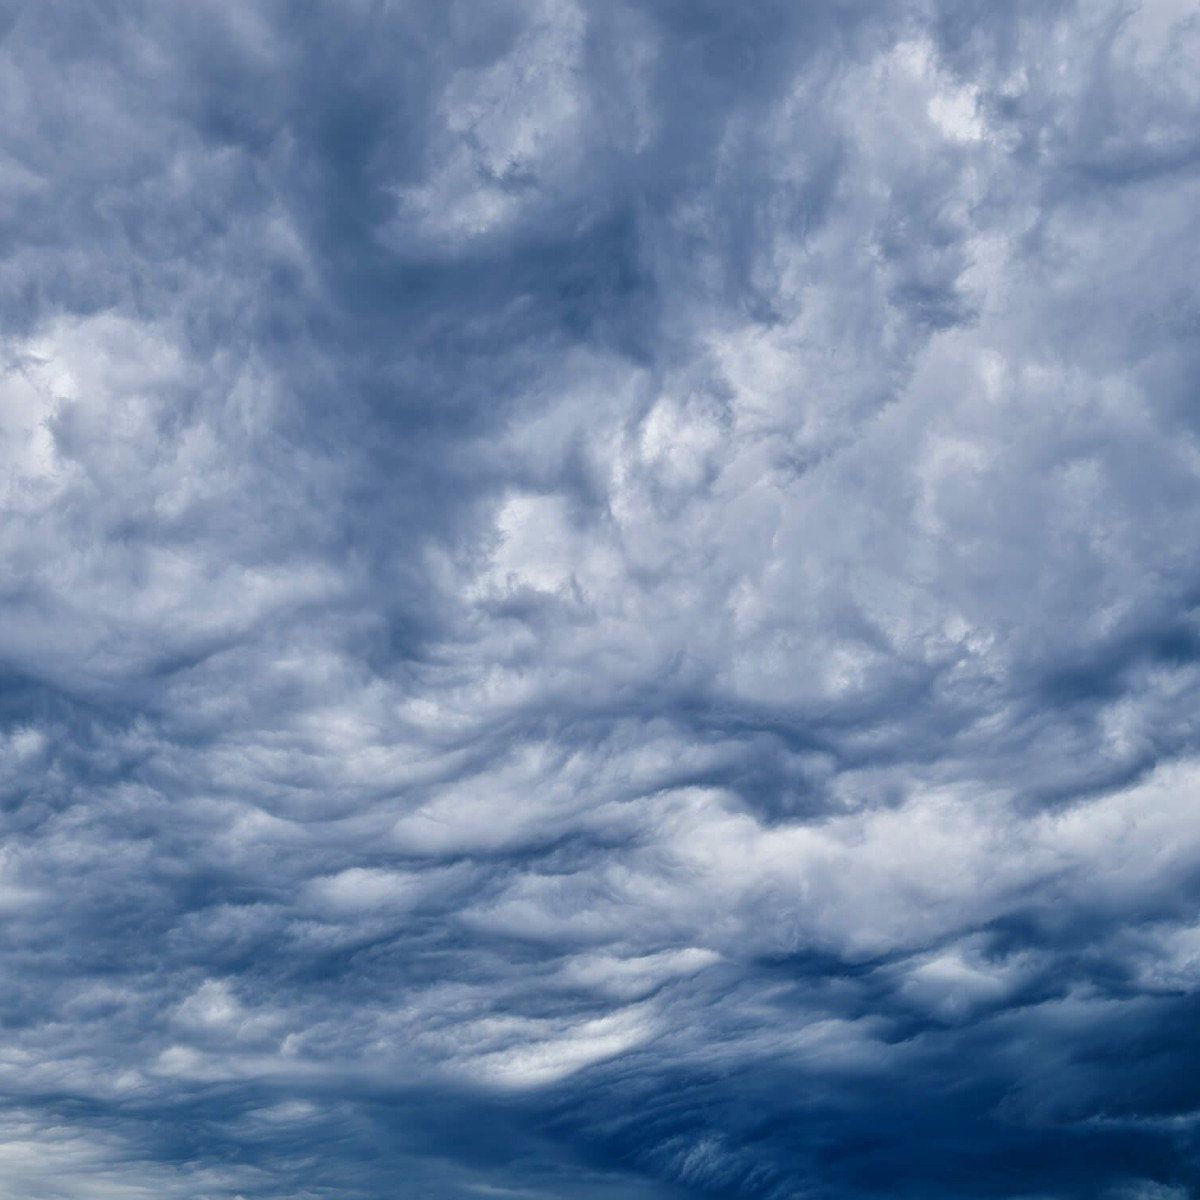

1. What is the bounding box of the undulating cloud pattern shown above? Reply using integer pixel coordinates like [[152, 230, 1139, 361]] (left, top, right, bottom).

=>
[[2, 1, 1200, 1197]]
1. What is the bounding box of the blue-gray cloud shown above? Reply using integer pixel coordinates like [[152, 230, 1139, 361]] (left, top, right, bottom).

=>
[[2, 1, 1200, 1197]]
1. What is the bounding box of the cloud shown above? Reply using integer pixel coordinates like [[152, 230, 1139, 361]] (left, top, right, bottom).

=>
[[2, 0, 1200, 1197]]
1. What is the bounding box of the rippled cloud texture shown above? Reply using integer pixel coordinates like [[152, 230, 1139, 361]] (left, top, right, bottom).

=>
[[2, 1, 1200, 1196]]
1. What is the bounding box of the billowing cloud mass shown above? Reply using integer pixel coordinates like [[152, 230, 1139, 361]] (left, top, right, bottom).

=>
[[2, 1, 1200, 1196]]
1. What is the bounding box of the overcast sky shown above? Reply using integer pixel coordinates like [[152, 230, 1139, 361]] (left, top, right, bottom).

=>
[[2, 1, 1200, 1197]]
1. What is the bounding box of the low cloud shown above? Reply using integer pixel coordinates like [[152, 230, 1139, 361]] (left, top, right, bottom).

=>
[[2, 1, 1200, 1197]]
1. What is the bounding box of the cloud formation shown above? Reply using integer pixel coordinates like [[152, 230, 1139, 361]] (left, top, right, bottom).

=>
[[2, 1, 1200, 1196]]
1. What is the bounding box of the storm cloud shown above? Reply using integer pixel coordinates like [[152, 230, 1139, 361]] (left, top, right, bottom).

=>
[[2, 1, 1200, 1197]]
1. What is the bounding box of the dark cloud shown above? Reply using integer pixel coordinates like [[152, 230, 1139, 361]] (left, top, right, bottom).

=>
[[2, 0, 1200, 1196]]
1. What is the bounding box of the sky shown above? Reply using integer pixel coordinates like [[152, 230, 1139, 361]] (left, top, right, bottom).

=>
[[1, 0, 1200, 1197]]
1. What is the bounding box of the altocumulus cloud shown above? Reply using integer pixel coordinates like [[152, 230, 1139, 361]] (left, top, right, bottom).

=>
[[1, 0, 1200, 1197]]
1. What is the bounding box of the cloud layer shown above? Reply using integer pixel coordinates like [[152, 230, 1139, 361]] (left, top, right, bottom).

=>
[[2, 1, 1200, 1196]]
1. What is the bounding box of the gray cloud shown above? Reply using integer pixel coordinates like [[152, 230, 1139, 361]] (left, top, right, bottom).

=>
[[2, 1, 1200, 1197]]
